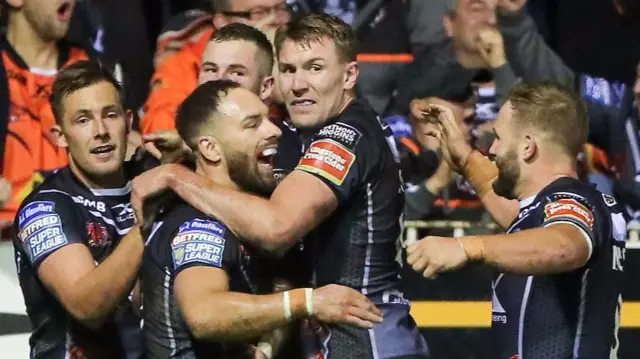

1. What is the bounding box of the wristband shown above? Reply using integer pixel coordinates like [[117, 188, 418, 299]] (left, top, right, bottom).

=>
[[304, 288, 314, 315], [283, 291, 292, 321], [257, 342, 273, 359]]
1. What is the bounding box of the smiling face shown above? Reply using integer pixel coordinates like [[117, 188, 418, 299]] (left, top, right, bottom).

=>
[[215, 87, 282, 195], [54, 81, 129, 186]]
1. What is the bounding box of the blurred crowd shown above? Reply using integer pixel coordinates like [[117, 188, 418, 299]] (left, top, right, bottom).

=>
[[0, 0, 639, 239]]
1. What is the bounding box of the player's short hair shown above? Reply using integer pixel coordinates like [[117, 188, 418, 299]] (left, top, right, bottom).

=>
[[274, 13, 357, 63], [176, 79, 241, 150], [210, 23, 274, 78], [507, 81, 588, 159], [51, 60, 123, 125]]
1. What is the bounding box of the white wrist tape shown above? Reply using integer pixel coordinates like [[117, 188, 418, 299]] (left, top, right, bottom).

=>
[[283, 291, 292, 321], [304, 288, 314, 316], [257, 342, 273, 359]]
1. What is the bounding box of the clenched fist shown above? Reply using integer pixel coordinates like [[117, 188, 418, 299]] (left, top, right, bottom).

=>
[[476, 27, 506, 68], [312, 284, 384, 329], [406, 236, 469, 279]]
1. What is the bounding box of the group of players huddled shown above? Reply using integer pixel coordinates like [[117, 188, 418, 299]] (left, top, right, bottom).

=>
[[12, 13, 626, 359]]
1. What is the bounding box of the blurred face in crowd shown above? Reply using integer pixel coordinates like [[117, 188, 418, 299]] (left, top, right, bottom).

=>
[[213, 0, 291, 31], [444, 0, 497, 54], [7, 0, 75, 41], [278, 37, 358, 130], [202, 88, 282, 196], [53, 81, 131, 187], [199, 39, 275, 101], [488, 101, 522, 200]]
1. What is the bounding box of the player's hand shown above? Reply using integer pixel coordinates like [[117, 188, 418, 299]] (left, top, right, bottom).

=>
[[142, 130, 191, 163], [497, 0, 528, 14], [312, 284, 384, 328], [410, 98, 473, 172], [0, 176, 12, 206], [475, 27, 506, 68], [131, 164, 180, 222], [406, 236, 468, 279]]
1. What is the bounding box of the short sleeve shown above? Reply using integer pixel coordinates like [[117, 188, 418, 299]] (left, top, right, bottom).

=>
[[295, 122, 367, 203], [542, 193, 597, 255], [15, 196, 85, 268], [170, 218, 237, 275]]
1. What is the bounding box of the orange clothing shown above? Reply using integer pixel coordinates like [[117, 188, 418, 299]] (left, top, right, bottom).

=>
[[140, 28, 213, 134], [0, 40, 90, 222]]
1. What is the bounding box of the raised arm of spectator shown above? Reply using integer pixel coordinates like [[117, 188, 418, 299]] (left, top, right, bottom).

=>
[[497, 0, 575, 85], [475, 27, 520, 105]]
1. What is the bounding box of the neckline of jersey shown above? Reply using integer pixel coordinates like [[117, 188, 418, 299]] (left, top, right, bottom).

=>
[[519, 194, 537, 209]]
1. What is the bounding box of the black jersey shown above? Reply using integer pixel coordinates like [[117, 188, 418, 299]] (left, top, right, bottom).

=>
[[273, 119, 302, 185], [142, 200, 277, 359], [492, 177, 626, 359], [12, 166, 142, 359], [295, 101, 428, 358]]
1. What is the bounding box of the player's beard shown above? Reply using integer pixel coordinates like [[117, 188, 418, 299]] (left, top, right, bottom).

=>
[[225, 148, 276, 198], [492, 147, 520, 200]]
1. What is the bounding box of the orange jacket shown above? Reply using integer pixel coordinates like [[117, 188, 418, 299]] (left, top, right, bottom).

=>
[[140, 28, 213, 134], [0, 40, 90, 222]]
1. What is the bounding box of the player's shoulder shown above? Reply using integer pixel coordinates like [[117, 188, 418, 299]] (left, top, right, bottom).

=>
[[160, 200, 236, 242], [539, 177, 611, 208], [312, 101, 380, 149]]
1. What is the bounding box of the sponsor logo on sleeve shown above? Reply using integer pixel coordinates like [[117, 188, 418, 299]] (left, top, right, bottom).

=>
[[544, 198, 595, 229], [316, 122, 362, 148], [296, 139, 356, 186], [17, 201, 68, 263], [171, 218, 226, 269]]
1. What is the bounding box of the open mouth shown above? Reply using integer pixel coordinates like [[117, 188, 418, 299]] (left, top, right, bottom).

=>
[[57, 1, 73, 21], [257, 147, 277, 168], [290, 99, 316, 108], [90, 144, 115, 158]]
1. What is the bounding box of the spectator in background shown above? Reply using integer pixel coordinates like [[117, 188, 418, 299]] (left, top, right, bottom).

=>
[[389, 0, 521, 118], [0, 0, 96, 230], [140, 0, 290, 135]]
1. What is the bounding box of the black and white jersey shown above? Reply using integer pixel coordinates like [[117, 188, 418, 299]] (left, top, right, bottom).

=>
[[296, 101, 428, 358], [141, 200, 277, 359], [492, 177, 626, 359], [12, 166, 141, 359]]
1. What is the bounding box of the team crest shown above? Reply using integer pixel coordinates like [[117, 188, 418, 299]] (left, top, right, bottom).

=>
[[86, 222, 109, 247]]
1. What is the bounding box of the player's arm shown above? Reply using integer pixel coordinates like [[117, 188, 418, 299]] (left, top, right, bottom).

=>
[[461, 223, 591, 275], [408, 194, 597, 277], [36, 226, 143, 329], [166, 169, 336, 253], [17, 196, 144, 329]]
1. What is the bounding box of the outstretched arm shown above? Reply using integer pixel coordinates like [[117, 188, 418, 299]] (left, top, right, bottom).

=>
[[132, 165, 337, 253], [175, 266, 383, 341]]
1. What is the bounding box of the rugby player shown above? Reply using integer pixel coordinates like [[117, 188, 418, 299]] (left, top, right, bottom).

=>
[[12, 60, 178, 359], [132, 14, 429, 359], [144, 22, 301, 182], [141, 79, 383, 359], [408, 82, 626, 358]]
